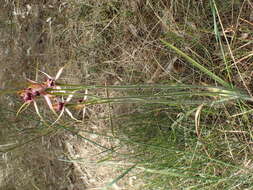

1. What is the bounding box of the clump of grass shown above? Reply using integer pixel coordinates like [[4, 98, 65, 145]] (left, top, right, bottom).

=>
[[67, 0, 253, 189], [115, 101, 253, 189], [101, 1, 253, 189]]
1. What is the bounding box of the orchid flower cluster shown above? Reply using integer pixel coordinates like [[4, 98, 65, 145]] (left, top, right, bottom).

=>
[[17, 67, 87, 124]]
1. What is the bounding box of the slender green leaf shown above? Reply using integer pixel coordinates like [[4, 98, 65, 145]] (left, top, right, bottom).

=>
[[160, 39, 231, 88]]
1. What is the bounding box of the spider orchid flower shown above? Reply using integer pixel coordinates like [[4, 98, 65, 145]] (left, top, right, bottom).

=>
[[31, 67, 65, 114], [17, 84, 57, 115], [17, 88, 45, 122], [39, 67, 64, 89], [17, 67, 65, 115], [51, 91, 81, 125], [18, 88, 35, 103], [24, 67, 64, 93]]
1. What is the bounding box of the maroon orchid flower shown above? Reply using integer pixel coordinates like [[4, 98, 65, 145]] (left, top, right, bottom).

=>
[[51, 92, 81, 125], [17, 67, 65, 118]]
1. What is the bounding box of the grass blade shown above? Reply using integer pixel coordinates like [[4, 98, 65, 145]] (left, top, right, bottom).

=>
[[160, 39, 231, 88], [103, 164, 136, 190]]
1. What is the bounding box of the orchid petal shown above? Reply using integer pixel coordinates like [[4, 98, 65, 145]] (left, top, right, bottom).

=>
[[38, 70, 53, 79], [82, 107, 86, 120], [51, 108, 65, 126], [43, 95, 57, 115], [66, 94, 73, 103], [33, 101, 46, 123], [83, 89, 88, 101], [16, 102, 30, 116], [66, 90, 77, 103], [55, 67, 64, 80], [65, 108, 81, 122], [26, 78, 38, 84], [81, 89, 88, 120]]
